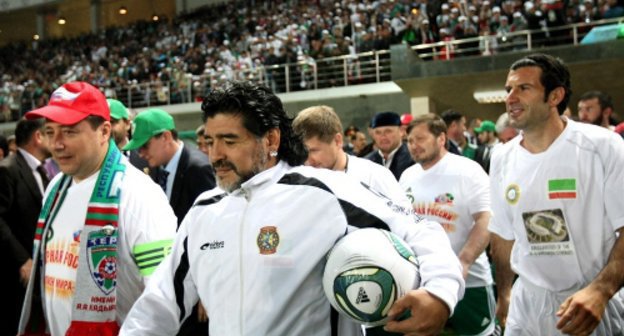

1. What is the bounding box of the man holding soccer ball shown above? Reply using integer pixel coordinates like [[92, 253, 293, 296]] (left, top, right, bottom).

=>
[[121, 82, 465, 335]]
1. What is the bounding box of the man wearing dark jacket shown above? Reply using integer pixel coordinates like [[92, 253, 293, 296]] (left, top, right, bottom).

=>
[[0, 118, 50, 334], [365, 111, 414, 180], [123, 108, 215, 226]]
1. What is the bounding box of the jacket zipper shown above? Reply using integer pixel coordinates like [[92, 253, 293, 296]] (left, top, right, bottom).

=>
[[239, 188, 249, 335]]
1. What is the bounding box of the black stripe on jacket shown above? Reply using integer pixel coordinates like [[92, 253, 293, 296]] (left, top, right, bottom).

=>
[[278, 172, 391, 231]]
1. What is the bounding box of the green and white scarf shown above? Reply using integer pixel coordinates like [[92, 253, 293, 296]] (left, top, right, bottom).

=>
[[19, 140, 126, 336]]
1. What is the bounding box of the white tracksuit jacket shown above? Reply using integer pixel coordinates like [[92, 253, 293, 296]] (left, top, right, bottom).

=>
[[121, 162, 464, 335]]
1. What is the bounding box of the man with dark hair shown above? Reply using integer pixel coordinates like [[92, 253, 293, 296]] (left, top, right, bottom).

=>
[[440, 109, 469, 157], [121, 81, 465, 336], [17, 81, 177, 336], [400, 114, 497, 336], [577, 90, 617, 129], [123, 108, 215, 227], [0, 118, 50, 334], [490, 54, 624, 335], [365, 111, 414, 180]]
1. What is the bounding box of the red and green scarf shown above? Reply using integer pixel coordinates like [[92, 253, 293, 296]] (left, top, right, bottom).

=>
[[19, 140, 126, 336]]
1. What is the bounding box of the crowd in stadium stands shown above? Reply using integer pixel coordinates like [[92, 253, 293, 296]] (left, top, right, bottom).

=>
[[1, 0, 623, 122]]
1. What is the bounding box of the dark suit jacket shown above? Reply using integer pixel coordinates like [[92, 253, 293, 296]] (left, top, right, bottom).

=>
[[167, 146, 215, 226], [364, 142, 414, 180], [127, 149, 161, 181], [0, 151, 44, 333], [474, 144, 494, 174], [447, 140, 462, 156]]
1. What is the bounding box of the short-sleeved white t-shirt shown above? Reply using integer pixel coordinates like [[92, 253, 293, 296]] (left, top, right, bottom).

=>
[[489, 119, 624, 291], [399, 153, 493, 287]]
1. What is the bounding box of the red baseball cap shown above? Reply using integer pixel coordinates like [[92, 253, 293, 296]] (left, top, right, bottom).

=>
[[25, 81, 110, 125]]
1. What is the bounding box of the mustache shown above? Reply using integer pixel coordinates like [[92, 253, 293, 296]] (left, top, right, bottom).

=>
[[212, 159, 238, 172]]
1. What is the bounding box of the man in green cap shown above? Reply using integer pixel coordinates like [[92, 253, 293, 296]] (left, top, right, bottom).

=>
[[474, 120, 498, 173], [107, 99, 152, 175], [123, 108, 215, 226]]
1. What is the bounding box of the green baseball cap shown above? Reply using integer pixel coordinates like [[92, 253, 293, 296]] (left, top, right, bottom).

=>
[[107, 99, 129, 120], [123, 108, 175, 150], [474, 120, 496, 133]]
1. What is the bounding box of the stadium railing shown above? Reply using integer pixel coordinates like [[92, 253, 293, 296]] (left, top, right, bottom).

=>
[[5, 16, 620, 113]]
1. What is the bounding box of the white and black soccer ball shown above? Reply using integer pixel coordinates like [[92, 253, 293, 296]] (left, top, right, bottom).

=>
[[322, 228, 420, 327]]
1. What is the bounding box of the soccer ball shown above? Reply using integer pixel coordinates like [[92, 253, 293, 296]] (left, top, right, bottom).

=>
[[322, 228, 420, 327]]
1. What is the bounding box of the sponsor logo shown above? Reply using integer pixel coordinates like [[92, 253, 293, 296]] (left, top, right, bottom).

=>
[[200, 240, 225, 250], [548, 178, 576, 200], [257, 226, 280, 255], [505, 184, 520, 205], [356, 287, 370, 304]]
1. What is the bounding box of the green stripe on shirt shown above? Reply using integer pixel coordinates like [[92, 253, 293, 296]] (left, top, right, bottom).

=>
[[133, 239, 173, 276]]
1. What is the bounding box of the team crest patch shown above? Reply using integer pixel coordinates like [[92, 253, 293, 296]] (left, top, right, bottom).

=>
[[87, 225, 118, 295], [434, 193, 454, 205], [257, 226, 280, 255], [505, 184, 520, 205]]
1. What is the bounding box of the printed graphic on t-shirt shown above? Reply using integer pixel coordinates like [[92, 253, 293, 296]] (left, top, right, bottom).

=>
[[411, 201, 458, 233], [522, 209, 575, 256], [45, 238, 80, 298]]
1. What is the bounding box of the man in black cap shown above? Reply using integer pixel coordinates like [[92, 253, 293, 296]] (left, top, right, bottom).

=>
[[365, 111, 414, 180]]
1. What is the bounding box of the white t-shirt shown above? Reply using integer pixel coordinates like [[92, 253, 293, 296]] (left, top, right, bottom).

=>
[[489, 119, 624, 291], [43, 164, 177, 336], [346, 154, 411, 209], [399, 153, 493, 288]]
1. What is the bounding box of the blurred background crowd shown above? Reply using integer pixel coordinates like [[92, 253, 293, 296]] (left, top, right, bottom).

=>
[[1, 0, 622, 123]]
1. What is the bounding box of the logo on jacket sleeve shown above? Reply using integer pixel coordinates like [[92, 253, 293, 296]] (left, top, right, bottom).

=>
[[257, 226, 280, 255]]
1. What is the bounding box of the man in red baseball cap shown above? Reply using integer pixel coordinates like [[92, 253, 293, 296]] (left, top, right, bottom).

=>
[[18, 81, 176, 336]]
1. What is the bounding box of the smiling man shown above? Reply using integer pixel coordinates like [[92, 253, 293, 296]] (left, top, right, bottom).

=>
[[489, 54, 624, 335], [18, 81, 176, 336], [120, 82, 465, 336]]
